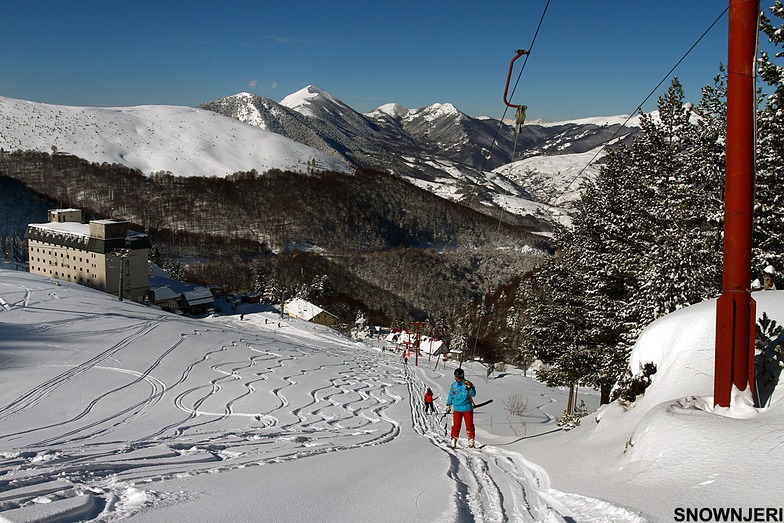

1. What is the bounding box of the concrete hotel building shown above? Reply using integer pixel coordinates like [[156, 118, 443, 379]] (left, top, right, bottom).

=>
[[26, 209, 151, 301]]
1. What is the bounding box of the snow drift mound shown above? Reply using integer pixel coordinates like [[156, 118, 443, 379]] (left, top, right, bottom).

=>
[[592, 291, 784, 512]]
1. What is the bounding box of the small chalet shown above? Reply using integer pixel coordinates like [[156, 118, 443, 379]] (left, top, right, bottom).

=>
[[149, 285, 180, 312], [181, 287, 215, 315], [283, 298, 338, 327], [148, 262, 215, 315]]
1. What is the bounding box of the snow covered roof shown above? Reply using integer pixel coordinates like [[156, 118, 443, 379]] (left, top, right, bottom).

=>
[[149, 285, 180, 302], [29, 217, 145, 242], [29, 221, 90, 238], [283, 298, 335, 321], [149, 273, 213, 307], [181, 287, 214, 306]]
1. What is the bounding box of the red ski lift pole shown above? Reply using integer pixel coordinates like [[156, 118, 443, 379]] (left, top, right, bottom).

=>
[[714, 0, 759, 407]]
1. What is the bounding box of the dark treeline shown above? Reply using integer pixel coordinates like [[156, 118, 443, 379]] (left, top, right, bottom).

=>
[[0, 151, 549, 329], [0, 152, 549, 251]]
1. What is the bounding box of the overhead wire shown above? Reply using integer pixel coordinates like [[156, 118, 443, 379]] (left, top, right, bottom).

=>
[[550, 5, 730, 207], [475, 1, 553, 364], [475, 4, 731, 364], [481, 0, 552, 176]]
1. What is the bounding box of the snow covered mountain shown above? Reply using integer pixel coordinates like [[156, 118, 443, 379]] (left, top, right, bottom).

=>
[[201, 87, 434, 182], [202, 86, 640, 217], [197, 92, 358, 166], [0, 96, 350, 178], [0, 87, 639, 223]]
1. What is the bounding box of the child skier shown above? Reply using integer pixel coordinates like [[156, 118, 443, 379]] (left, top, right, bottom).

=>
[[424, 388, 435, 413], [445, 367, 476, 448]]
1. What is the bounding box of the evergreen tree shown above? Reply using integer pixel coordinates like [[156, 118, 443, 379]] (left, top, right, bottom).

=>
[[252, 267, 266, 294], [628, 79, 723, 325], [148, 246, 161, 266], [520, 150, 640, 403], [520, 228, 590, 394], [754, 2, 784, 279], [263, 277, 282, 304], [519, 78, 726, 404], [12, 234, 26, 263], [162, 259, 185, 281]]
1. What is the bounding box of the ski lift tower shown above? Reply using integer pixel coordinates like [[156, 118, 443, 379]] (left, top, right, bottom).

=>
[[714, 0, 760, 407], [412, 321, 425, 366]]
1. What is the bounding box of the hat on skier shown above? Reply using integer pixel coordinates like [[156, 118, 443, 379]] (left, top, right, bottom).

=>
[[454, 368, 465, 378]]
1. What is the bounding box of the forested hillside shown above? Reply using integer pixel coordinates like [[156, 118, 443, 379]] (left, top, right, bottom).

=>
[[0, 151, 548, 327]]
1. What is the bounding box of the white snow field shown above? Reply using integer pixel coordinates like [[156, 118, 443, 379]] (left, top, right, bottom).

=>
[[0, 96, 350, 177], [1, 266, 782, 522]]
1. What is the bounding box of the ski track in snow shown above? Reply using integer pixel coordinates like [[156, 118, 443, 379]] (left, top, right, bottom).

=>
[[0, 277, 645, 522], [406, 368, 648, 522], [0, 280, 405, 521]]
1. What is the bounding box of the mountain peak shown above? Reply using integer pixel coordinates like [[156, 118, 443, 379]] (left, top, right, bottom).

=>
[[405, 102, 465, 124], [425, 103, 461, 117], [280, 85, 342, 117], [367, 103, 410, 119]]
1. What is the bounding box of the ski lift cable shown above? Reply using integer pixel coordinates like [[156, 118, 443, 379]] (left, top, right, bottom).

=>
[[550, 5, 730, 207], [481, 0, 552, 176]]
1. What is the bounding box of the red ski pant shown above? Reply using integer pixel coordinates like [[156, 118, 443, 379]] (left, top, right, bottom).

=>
[[451, 410, 475, 440]]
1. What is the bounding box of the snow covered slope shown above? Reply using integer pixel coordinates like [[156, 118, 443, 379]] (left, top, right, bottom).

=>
[[492, 146, 607, 207], [2, 267, 783, 522], [0, 96, 350, 177]]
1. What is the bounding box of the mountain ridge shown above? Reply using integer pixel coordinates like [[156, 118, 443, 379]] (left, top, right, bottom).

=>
[[1, 87, 640, 224], [200, 85, 640, 218], [199, 85, 637, 221], [0, 95, 351, 178]]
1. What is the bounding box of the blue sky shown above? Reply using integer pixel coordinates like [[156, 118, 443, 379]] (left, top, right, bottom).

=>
[[0, 1, 751, 121]]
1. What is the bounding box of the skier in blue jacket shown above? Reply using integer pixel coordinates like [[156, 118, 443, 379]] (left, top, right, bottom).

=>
[[446, 367, 476, 448]]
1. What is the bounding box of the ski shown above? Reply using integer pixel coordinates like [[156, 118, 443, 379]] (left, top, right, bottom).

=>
[[445, 441, 486, 450]]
